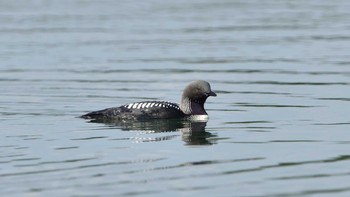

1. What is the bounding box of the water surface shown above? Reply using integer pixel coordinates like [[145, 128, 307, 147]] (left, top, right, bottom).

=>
[[1, 0, 350, 196]]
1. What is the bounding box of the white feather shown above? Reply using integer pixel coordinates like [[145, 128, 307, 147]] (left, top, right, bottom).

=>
[[189, 115, 209, 121]]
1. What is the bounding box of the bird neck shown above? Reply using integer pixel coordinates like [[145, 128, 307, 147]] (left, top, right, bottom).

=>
[[180, 97, 208, 115]]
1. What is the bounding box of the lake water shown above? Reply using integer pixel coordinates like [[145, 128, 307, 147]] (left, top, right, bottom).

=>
[[1, 0, 350, 196]]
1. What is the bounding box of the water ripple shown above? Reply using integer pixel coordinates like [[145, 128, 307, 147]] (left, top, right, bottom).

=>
[[0, 157, 165, 177], [263, 187, 350, 197], [316, 97, 350, 102], [234, 103, 316, 108], [205, 155, 350, 177], [123, 157, 264, 175]]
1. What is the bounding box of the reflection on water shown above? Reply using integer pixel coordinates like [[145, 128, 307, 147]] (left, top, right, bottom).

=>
[[87, 119, 217, 145]]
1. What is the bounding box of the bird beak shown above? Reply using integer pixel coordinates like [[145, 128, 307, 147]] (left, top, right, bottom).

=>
[[209, 91, 217, 97]]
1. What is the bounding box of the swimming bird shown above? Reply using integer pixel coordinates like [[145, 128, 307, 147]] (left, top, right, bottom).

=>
[[81, 80, 216, 121]]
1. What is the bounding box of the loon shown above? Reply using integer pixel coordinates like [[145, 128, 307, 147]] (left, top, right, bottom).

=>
[[81, 80, 216, 121]]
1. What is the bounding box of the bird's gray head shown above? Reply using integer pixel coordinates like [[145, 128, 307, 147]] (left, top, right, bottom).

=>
[[180, 80, 216, 115]]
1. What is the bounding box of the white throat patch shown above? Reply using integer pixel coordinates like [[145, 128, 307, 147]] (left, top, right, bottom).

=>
[[188, 115, 209, 121]]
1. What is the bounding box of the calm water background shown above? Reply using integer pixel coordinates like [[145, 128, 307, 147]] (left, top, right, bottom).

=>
[[1, 0, 350, 196]]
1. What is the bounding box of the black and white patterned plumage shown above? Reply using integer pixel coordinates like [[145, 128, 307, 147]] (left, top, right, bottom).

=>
[[81, 80, 216, 121]]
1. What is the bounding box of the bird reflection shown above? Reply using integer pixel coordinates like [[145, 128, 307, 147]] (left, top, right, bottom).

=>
[[88, 119, 217, 145]]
